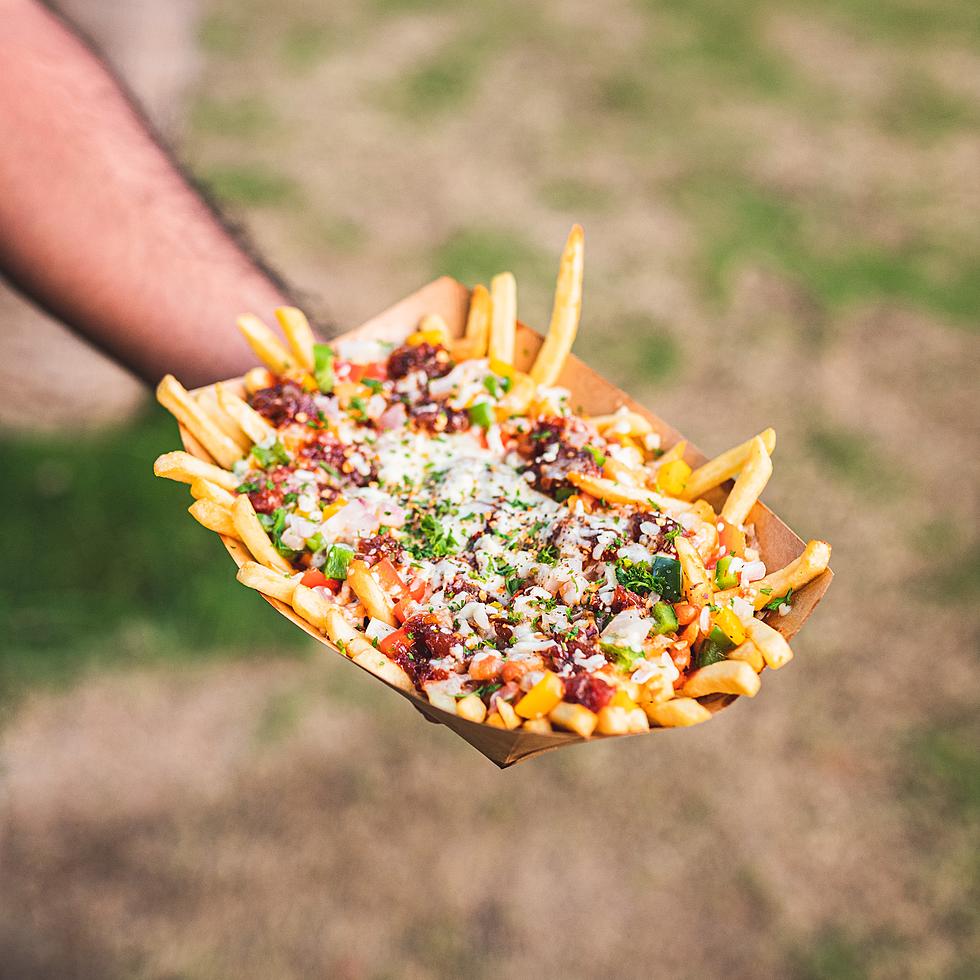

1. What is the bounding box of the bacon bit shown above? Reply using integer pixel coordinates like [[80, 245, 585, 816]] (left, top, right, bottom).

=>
[[562, 673, 614, 713]]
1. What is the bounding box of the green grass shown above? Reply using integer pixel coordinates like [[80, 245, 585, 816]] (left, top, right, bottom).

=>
[[676, 174, 980, 325], [0, 410, 308, 716], [201, 164, 300, 207], [904, 722, 980, 816], [280, 22, 334, 72], [877, 73, 980, 139], [538, 178, 615, 213], [197, 12, 249, 57], [805, 425, 895, 494], [191, 97, 278, 138], [384, 40, 485, 116], [432, 227, 548, 287]]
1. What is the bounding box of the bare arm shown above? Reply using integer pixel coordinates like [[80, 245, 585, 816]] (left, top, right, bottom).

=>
[[0, 0, 295, 387]]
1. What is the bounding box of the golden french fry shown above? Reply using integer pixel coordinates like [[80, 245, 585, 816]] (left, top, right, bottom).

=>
[[153, 451, 239, 492], [627, 707, 650, 732], [291, 582, 333, 631], [596, 704, 630, 736], [426, 687, 458, 714], [236, 561, 299, 603], [244, 366, 275, 394], [189, 477, 237, 507], [351, 646, 414, 691], [494, 699, 521, 730], [602, 456, 646, 487], [196, 387, 250, 452], [720, 435, 772, 528], [587, 409, 653, 437], [188, 499, 239, 539], [744, 616, 794, 669], [727, 639, 765, 673], [646, 697, 711, 727], [682, 660, 761, 698], [237, 314, 296, 374], [156, 375, 243, 469], [675, 536, 712, 609], [495, 373, 536, 420], [567, 472, 689, 511], [463, 283, 491, 358], [417, 313, 451, 347], [275, 306, 316, 371], [456, 694, 488, 724], [549, 701, 598, 738], [655, 439, 688, 467], [522, 717, 553, 734], [347, 560, 396, 627], [714, 540, 832, 610], [530, 224, 584, 386], [217, 384, 275, 445], [231, 494, 293, 573], [682, 428, 776, 501], [488, 271, 516, 366]]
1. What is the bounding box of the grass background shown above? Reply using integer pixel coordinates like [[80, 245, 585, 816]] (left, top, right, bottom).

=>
[[1, 0, 978, 977]]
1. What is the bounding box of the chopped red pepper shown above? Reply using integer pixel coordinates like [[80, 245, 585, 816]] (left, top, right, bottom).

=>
[[300, 569, 341, 592]]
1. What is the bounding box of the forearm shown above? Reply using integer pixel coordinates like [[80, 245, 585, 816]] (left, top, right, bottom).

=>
[[0, 0, 293, 386]]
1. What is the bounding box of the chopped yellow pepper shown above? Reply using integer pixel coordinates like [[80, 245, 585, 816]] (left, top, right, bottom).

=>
[[515, 671, 565, 719], [713, 606, 747, 647], [657, 459, 692, 496], [610, 689, 639, 712]]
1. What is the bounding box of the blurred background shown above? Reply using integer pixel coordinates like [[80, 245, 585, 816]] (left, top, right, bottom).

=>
[[1, 1, 977, 977]]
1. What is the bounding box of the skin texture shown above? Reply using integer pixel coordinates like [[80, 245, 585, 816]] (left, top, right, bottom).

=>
[[0, 0, 294, 386]]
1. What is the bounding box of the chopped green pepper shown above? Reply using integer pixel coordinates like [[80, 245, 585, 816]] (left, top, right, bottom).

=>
[[467, 400, 495, 429], [306, 531, 327, 553], [483, 375, 501, 398], [313, 343, 335, 394], [694, 625, 734, 669], [651, 601, 679, 635], [715, 554, 739, 590], [322, 543, 354, 579]]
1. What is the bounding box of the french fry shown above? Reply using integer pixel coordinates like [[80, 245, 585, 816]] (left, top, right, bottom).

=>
[[488, 272, 516, 366], [417, 313, 451, 347], [720, 435, 772, 528], [522, 717, 553, 733], [567, 472, 685, 510], [744, 616, 794, 669], [352, 645, 415, 691], [244, 366, 275, 394], [674, 536, 713, 610], [646, 697, 711, 727], [188, 499, 239, 539], [217, 384, 275, 445], [153, 450, 238, 492], [231, 494, 293, 573], [627, 707, 650, 733], [236, 561, 299, 603], [596, 704, 630, 735], [530, 224, 584, 386], [196, 387, 250, 451], [456, 694, 488, 724], [587, 409, 653, 437], [602, 456, 647, 487], [494, 699, 521, 730], [726, 639, 765, 673], [156, 375, 243, 469], [189, 477, 237, 507], [655, 439, 688, 468], [426, 686, 458, 714], [549, 701, 598, 738], [463, 283, 491, 358], [237, 314, 296, 374], [275, 306, 316, 371], [291, 582, 332, 631], [714, 540, 832, 609], [682, 660, 761, 698], [322, 605, 364, 654], [682, 428, 776, 501], [495, 372, 536, 419], [347, 560, 396, 627]]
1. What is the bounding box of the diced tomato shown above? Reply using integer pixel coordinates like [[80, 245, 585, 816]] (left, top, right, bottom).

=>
[[379, 624, 414, 657], [718, 519, 747, 558], [346, 361, 388, 384], [374, 558, 408, 598], [301, 569, 341, 592], [393, 595, 422, 624], [407, 576, 427, 601]]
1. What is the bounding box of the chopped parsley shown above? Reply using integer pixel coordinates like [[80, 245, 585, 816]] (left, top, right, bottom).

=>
[[615, 555, 683, 602], [599, 642, 646, 673], [584, 445, 606, 467], [252, 440, 290, 469], [763, 588, 793, 611]]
